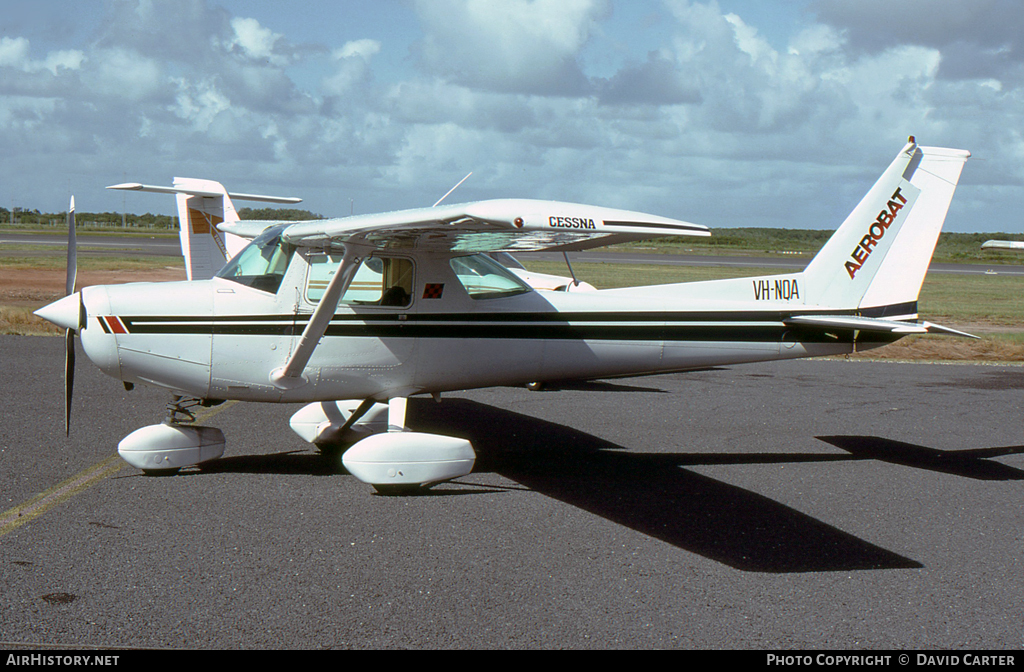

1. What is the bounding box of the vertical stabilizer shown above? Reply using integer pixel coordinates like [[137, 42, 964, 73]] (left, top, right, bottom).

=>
[[172, 178, 247, 281], [106, 179, 303, 282], [801, 139, 970, 316]]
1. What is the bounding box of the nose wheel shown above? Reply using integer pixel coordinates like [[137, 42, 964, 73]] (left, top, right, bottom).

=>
[[119, 395, 226, 475]]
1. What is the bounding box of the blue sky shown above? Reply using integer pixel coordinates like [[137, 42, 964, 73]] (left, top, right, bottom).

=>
[[3, 0, 1023, 232]]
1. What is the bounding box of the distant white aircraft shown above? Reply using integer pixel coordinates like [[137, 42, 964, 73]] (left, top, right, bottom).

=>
[[981, 240, 1024, 251], [36, 138, 973, 494]]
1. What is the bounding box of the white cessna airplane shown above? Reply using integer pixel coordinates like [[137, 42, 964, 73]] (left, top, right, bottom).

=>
[[36, 138, 972, 493]]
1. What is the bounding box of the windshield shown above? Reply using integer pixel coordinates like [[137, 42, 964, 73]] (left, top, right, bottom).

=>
[[215, 224, 295, 293]]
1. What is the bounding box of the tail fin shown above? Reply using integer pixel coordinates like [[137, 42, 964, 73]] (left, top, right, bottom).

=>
[[107, 180, 302, 281], [802, 138, 970, 316], [171, 178, 245, 281]]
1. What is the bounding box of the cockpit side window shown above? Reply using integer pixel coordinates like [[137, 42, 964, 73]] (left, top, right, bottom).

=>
[[306, 254, 414, 307], [449, 253, 532, 300], [215, 225, 295, 294]]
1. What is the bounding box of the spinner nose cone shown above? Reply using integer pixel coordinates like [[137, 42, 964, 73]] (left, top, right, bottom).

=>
[[34, 292, 83, 331]]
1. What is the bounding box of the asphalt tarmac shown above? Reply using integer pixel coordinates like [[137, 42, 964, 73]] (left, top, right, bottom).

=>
[[1, 335, 1023, 650]]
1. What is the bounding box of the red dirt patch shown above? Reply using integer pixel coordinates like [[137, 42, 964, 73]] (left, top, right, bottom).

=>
[[0, 267, 186, 306]]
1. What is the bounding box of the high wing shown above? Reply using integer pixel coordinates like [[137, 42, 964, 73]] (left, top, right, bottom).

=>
[[261, 198, 707, 390], [220, 198, 709, 253]]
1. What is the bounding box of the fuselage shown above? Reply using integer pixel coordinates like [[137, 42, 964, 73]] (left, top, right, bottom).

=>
[[75, 245, 873, 404]]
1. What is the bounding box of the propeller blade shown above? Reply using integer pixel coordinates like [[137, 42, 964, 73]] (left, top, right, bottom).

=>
[[66, 196, 77, 296], [65, 327, 75, 436], [65, 196, 78, 435]]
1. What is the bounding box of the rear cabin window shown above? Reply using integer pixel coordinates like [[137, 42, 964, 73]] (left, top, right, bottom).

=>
[[306, 254, 413, 307]]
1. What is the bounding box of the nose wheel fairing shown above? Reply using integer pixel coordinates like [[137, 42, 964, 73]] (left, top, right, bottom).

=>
[[117, 423, 225, 474]]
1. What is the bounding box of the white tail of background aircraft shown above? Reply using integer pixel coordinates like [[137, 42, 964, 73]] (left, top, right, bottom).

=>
[[107, 179, 302, 281]]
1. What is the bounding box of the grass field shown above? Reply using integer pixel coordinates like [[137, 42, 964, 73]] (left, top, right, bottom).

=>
[[613, 228, 1024, 266]]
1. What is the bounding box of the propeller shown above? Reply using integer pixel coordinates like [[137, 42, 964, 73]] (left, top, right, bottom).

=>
[[32, 196, 85, 435], [63, 196, 80, 435]]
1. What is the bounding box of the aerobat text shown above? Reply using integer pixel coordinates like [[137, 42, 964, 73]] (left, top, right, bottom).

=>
[[845, 187, 908, 279]]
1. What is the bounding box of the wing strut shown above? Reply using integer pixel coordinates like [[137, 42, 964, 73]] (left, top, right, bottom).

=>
[[269, 243, 370, 390], [562, 251, 580, 288]]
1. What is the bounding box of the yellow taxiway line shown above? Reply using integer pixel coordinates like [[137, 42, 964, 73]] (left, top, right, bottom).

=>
[[0, 456, 124, 537], [0, 401, 238, 538]]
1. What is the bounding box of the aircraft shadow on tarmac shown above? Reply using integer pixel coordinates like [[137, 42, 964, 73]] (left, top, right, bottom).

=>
[[407, 398, 923, 574], [817, 436, 1024, 481], [177, 399, 1024, 574]]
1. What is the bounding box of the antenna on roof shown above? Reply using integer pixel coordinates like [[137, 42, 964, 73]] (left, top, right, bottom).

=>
[[433, 172, 473, 207]]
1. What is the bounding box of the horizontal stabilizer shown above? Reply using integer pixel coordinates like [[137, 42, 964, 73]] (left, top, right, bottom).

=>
[[107, 182, 302, 204], [107, 178, 303, 280], [919, 321, 980, 339], [218, 220, 299, 240], [784, 315, 978, 339]]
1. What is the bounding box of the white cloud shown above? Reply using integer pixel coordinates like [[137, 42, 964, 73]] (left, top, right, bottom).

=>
[[0, 37, 32, 68], [3, 0, 1024, 232], [171, 78, 231, 131], [335, 39, 381, 61], [724, 13, 776, 71], [0, 36, 85, 74], [229, 16, 289, 66], [412, 0, 610, 95], [84, 48, 162, 101], [812, 0, 1024, 83], [788, 23, 843, 58], [322, 40, 382, 97]]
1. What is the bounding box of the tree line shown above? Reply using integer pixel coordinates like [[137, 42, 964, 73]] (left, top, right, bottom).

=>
[[0, 206, 323, 228]]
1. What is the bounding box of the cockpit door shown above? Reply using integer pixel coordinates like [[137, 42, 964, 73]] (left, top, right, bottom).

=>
[[298, 252, 419, 399]]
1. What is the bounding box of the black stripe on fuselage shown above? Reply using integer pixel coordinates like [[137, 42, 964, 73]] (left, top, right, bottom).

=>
[[111, 303, 915, 344]]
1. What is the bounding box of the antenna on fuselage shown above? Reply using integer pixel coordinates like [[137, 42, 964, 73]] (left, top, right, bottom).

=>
[[433, 172, 473, 207]]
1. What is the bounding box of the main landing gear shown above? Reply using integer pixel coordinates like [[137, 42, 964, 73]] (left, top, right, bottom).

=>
[[289, 397, 476, 495]]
